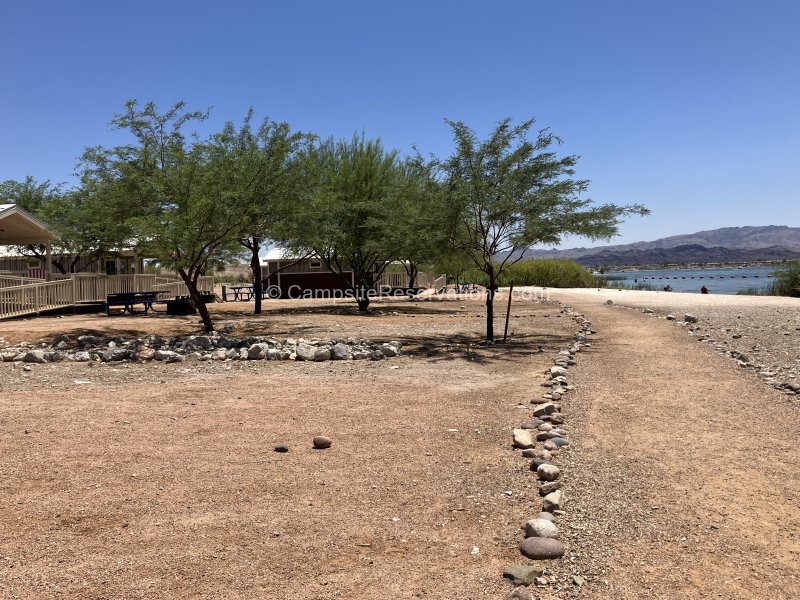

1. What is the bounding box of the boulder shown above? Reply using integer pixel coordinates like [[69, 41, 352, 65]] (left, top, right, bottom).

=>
[[247, 343, 268, 359], [313, 347, 331, 361]]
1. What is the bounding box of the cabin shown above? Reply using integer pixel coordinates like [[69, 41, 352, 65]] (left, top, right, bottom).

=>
[[0, 203, 143, 277], [260, 249, 356, 299], [259, 248, 446, 299]]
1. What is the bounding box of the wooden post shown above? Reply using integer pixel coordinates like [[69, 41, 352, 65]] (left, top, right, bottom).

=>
[[45, 243, 53, 280], [503, 284, 514, 343]]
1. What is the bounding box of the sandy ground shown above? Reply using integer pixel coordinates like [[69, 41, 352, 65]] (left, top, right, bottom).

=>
[[2, 290, 799, 599], [544, 289, 800, 599], [1, 296, 577, 599]]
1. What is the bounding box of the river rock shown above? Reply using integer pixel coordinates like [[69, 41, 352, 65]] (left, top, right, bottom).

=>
[[525, 518, 560, 539], [536, 511, 556, 523], [519, 537, 565, 560], [550, 437, 569, 447], [537, 464, 560, 481], [312, 435, 332, 449], [550, 366, 568, 379], [524, 449, 551, 461], [512, 429, 535, 449], [274, 444, 289, 452]]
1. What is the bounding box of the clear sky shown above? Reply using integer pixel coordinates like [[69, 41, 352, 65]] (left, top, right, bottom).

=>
[[1, 0, 798, 247]]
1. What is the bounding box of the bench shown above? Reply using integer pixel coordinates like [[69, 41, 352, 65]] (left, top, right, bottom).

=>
[[105, 291, 168, 316]]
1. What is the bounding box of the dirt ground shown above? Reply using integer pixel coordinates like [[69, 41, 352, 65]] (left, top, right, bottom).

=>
[[0, 295, 577, 599], [547, 290, 800, 600], [3, 290, 799, 599]]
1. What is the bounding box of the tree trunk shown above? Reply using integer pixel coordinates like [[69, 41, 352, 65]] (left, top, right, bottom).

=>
[[356, 284, 370, 311], [408, 262, 418, 290], [485, 271, 497, 341], [249, 236, 263, 315], [178, 267, 214, 333]]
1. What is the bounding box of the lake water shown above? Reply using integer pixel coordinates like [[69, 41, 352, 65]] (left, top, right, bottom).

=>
[[601, 266, 776, 295]]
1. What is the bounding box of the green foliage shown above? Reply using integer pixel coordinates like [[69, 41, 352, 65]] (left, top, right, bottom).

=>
[[435, 117, 649, 339], [80, 100, 248, 331], [772, 259, 800, 297], [279, 133, 429, 309], [459, 259, 602, 288]]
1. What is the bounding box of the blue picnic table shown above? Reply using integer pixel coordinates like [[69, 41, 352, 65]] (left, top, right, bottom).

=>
[[106, 291, 169, 316]]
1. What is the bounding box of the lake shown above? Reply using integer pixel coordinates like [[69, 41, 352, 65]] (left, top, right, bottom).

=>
[[600, 266, 776, 295]]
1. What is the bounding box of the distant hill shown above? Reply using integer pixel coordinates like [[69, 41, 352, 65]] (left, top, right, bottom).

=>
[[508, 226, 800, 266]]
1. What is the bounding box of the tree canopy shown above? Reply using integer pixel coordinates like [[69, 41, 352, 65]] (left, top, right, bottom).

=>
[[436, 117, 649, 340]]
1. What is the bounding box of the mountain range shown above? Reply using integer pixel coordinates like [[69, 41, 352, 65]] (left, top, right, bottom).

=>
[[513, 226, 800, 266]]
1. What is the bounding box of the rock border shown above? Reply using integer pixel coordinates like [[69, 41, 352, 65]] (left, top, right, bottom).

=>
[[504, 303, 593, 596]]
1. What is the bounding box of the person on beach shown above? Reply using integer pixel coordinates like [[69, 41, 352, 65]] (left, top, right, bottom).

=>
[[701, 285, 709, 294]]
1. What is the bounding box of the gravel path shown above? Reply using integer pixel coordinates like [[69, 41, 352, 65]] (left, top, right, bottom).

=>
[[543, 292, 800, 599]]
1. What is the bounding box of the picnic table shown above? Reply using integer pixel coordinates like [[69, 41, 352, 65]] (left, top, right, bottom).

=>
[[106, 291, 169, 316], [223, 285, 260, 301]]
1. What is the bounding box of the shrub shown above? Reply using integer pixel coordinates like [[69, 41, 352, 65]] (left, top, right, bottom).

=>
[[458, 259, 603, 288], [772, 260, 800, 297]]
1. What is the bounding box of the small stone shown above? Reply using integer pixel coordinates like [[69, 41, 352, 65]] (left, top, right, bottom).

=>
[[523, 449, 551, 461], [537, 464, 560, 482], [519, 537, 565, 560], [539, 481, 561, 495], [313, 347, 331, 361], [22, 350, 47, 364], [684, 314, 699, 323], [532, 402, 556, 417], [549, 437, 569, 447], [550, 366, 568, 379], [312, 436, 332, 449], [274, 444, 289, 453], [666, 314, 676, 320], [512, 429, 535, 449], [295, 343, 317, 361], [543, 440, 558, 451], [503, 565, 543, 586], [536, 511, 556, 523], [643, 308, 654, 314], [572, 574, 586, 586], [542, 490, 563, 512], [524, 518, 559, 539], [508, 586, 532, 600]]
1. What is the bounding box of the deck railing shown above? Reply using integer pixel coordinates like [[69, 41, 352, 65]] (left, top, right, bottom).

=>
[[0, 274, 216, 320], [0, 279, 75, 319]]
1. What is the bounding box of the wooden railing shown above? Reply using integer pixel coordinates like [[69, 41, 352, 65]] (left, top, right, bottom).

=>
[[0, 274, 216, 320], [0, 279, 75, 319], [0, 274, 47, 288]]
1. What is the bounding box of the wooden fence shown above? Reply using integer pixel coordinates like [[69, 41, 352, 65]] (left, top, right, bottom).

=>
[[0, 274, 215, 320]]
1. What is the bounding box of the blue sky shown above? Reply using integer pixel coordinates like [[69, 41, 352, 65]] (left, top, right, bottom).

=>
[[1, 0, 798, 247]]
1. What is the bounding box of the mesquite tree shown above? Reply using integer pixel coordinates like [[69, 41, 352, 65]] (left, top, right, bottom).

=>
[[437, 118, 648, 341], [81, 101, 246, 332]]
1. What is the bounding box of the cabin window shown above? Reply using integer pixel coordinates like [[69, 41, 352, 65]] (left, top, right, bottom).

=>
[[309, 260, 322, 270], [105, 260, 117, 275]]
